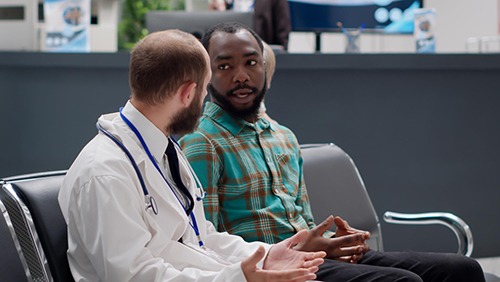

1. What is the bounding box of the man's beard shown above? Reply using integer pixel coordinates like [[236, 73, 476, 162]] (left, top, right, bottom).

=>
[[168, 89, 203, 135], [208, 80, 267, 121]]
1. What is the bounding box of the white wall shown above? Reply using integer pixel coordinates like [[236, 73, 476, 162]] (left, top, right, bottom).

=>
[[185, 0, 211, 11], [90, 0, 119, 52], [0, 0, 38, 51], [288, 0, 500, 53]]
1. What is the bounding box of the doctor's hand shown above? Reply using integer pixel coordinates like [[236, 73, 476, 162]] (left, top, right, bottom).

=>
[[242, 229, 326, 282], [295, 216, 370, 263]]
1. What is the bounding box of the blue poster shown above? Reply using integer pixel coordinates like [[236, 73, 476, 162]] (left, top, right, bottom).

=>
[[414, 8, 436, 53], [43, 0, 90, 52]]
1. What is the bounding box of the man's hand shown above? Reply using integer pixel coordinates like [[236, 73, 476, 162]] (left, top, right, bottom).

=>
[[295, 216, 370, 262], [332, 216, 371, 263], [242, 230, 326, 282], [333, 216, 370, 239]]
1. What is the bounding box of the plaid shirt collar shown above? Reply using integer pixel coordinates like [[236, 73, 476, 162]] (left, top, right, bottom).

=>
[[203, 102, 276, 136]]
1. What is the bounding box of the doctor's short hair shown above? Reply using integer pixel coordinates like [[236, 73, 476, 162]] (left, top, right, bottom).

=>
[[129, 29, 208, 105]]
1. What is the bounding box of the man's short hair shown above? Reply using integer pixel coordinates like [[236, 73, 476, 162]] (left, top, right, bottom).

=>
[[129, 29, 207, 105], [201, 22, 264, 53]]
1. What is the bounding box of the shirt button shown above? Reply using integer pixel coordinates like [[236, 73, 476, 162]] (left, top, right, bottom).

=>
[[289, 213, 293, 219], [273, 188, 279, 194]]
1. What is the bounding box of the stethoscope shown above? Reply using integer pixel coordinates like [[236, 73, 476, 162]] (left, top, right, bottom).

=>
[[96, 108, 207, 249]]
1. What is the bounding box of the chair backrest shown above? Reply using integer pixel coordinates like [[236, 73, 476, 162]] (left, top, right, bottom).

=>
[[300, 143, 383, 251], [1, 171, 73, 282], [0, 199, 31, 282]]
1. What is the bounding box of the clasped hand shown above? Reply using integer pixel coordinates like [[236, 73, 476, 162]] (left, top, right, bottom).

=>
[[295, 215, 371, 263]]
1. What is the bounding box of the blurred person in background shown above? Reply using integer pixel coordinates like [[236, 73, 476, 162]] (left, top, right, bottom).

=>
[[259, 41, 276, 122], [209, 0, 291, 49]]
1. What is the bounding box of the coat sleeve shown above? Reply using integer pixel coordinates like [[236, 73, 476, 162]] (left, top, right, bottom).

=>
[[202, 214, 272, 267]]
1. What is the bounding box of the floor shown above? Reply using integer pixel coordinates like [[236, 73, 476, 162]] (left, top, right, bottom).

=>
[[477, 256, 500, 277]]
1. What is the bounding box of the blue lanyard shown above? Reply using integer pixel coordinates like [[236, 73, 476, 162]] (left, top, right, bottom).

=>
[[117, 108, 205, 249]]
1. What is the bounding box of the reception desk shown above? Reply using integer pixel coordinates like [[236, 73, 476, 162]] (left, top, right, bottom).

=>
[[1, 52, 500, 258]]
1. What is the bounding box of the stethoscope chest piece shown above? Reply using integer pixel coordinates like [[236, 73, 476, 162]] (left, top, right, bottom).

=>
[[146, 195, 158, 215]]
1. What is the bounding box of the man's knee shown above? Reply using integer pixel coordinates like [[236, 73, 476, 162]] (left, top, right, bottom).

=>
[[382, 268, 423, 282], [441, 255, 485, 282], [317, 259, 424, 282]]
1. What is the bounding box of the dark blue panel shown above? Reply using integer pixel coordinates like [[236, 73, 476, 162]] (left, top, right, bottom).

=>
[[288, 0, 422, 33]]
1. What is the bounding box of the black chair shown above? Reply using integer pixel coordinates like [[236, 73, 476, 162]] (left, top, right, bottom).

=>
[[1, 170, 73, 282], [2, 155, 498, 281], [300, 143, 500, 281], [0, 199, 30, 282]]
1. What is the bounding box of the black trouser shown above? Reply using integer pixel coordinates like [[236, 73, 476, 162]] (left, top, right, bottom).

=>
[[316, 250, 486, 282]]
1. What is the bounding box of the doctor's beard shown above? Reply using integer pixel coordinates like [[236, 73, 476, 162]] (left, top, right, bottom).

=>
[[168, 89, 204, 135]]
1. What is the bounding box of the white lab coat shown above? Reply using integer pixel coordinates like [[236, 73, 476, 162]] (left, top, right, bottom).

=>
[[58, 101, 270, 282]]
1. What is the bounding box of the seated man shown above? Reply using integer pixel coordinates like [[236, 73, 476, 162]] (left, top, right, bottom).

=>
[[58, 29, 327, 282], [179, 22, 486, 281]]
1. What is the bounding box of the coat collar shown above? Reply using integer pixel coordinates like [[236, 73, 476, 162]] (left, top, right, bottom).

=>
[[120, 101, 169, 164]]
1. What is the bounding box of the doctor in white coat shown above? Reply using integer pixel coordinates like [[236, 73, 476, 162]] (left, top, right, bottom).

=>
[[58, 29, 326, 282]]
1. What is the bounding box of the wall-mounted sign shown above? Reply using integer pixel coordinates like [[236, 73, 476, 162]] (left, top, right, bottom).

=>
[[43, 0, 90, 52]]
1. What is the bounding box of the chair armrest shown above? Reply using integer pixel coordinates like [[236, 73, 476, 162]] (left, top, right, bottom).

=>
[[383, 211, 473, 257]]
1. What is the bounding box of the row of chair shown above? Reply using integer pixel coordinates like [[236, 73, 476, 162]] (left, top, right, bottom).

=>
[[0, 170, 72, 282], [1, 143, 497, 281], [301, 143, 498, 281]]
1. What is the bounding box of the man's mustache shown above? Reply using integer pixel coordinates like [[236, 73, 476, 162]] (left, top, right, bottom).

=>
[[228, 85, 258, 95]]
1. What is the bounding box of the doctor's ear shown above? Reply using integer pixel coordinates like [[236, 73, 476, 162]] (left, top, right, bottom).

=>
[[178, 81, 197, 107]]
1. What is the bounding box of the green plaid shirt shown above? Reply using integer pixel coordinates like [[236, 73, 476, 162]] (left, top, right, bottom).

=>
[[180, 102, 317, 244]]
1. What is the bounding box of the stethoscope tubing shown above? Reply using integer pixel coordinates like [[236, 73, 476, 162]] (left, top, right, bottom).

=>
[[119, 110, 195, 214], [96, 122, 158, 214], [96, 108, 206, 248]]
